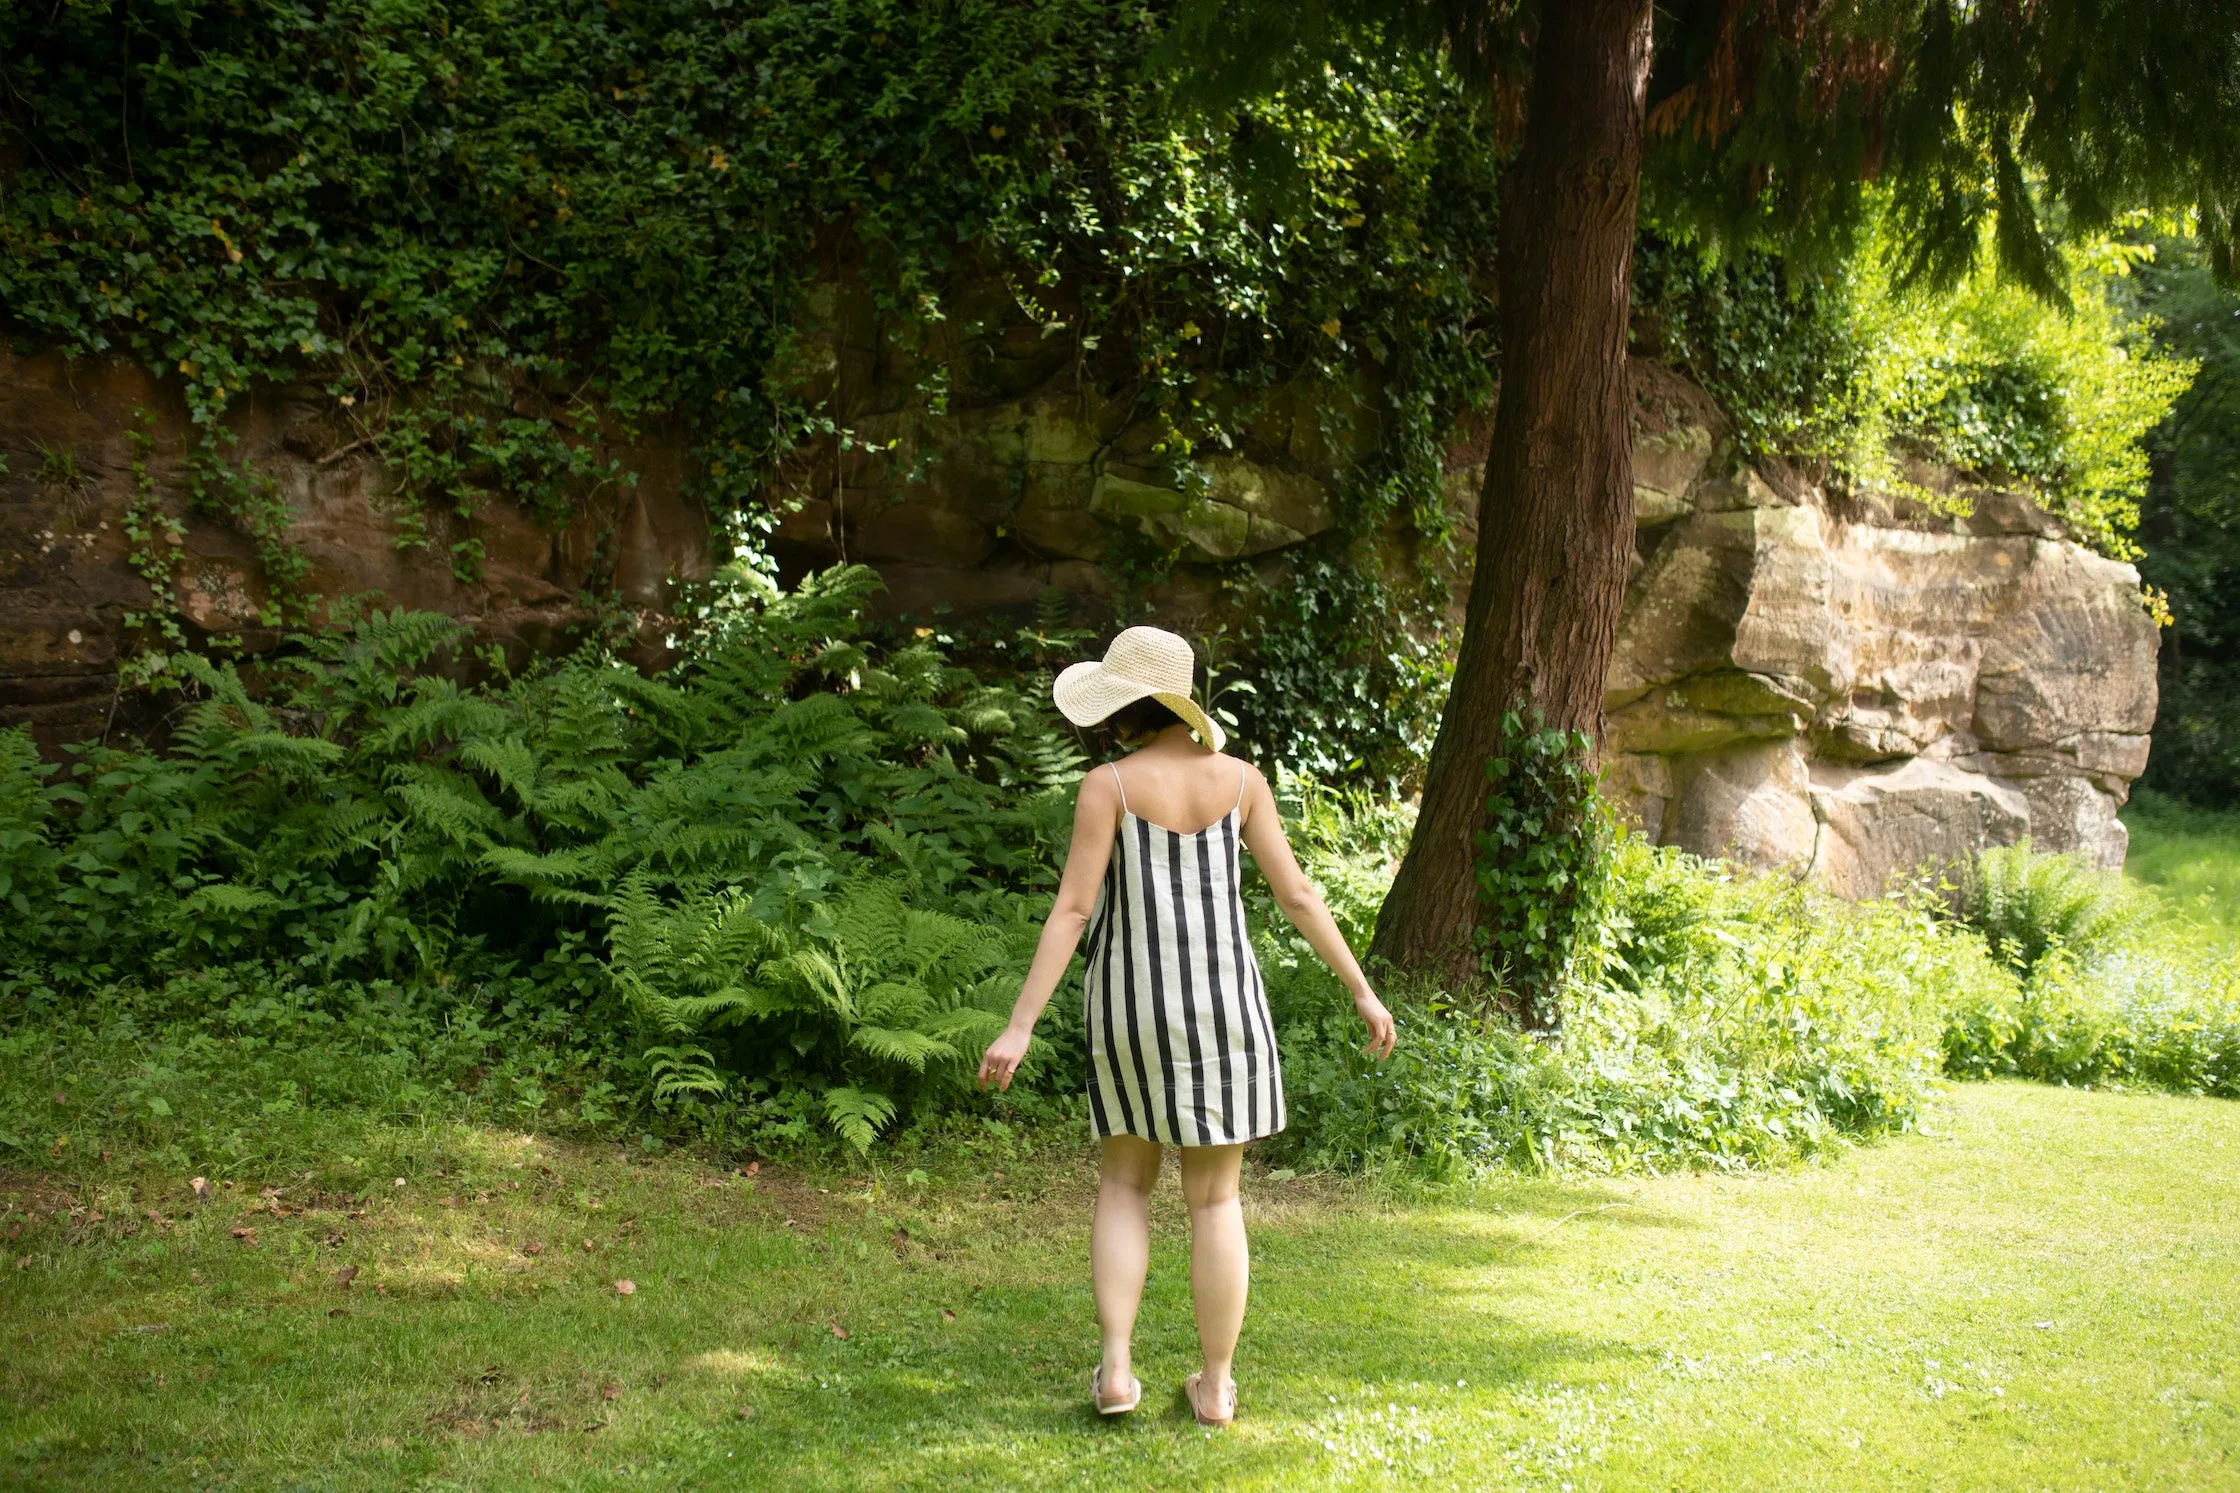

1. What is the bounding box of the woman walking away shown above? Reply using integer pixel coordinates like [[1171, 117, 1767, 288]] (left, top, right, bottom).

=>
[[977, 626, 1397, 1428]]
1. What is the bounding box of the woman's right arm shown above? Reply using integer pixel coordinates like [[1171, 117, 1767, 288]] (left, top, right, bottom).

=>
[[1238, 766, 1397, 1060], [977, 768, 1121, 1091]]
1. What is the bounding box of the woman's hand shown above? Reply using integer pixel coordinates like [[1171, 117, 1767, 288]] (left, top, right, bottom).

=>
[[1353, 988, 1397, 1061], [977, 1023, 1033, 1091]]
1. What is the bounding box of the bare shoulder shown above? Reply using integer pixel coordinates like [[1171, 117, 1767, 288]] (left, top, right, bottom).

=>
[[1219, 753, 1268, 788], [1224, 755, 1274, 818]]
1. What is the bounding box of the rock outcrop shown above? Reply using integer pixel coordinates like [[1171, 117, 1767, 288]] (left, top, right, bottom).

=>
[[1, 332, 2157, 893], [1585, 370, 2156, 888], [0, 345, 713, 748]]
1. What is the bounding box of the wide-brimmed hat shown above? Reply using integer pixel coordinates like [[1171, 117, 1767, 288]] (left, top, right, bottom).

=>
[[1052, 626, 1226, 751]]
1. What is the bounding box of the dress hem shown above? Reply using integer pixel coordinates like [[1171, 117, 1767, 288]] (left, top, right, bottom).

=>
[[1090, 1123, 1288, 1147]]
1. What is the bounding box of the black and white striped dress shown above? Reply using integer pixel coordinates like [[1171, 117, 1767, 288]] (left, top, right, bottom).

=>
[[1082, 762, 1286, 1146]]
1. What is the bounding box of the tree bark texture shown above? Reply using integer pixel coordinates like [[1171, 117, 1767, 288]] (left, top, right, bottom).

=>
[[1370, 0, 1653, 988]]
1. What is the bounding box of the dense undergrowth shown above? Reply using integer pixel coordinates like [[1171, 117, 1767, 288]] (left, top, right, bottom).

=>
[[4, 569, 2236, 1189]]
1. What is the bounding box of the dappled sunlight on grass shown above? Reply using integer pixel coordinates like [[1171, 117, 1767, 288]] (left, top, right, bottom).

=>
[[4, 1083, 2236, 1489]]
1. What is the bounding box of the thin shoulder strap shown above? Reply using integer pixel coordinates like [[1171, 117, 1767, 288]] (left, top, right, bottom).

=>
[[1107, 762, 1130, 815], [1233, 761, 1248, 815]]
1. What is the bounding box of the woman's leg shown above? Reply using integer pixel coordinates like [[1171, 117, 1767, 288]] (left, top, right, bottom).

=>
[[1092, 1135, 1162, 1397], [1178, 1143, 1247, 1398]]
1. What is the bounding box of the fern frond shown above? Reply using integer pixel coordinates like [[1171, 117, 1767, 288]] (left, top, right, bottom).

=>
[[181, 882, 281, 915], [847, 1026, 954, 1070], [645, 1045, 728, 1102], [391, 766, 507, 846], [822, 1085, 897, 1153], [458, 735, 542, 811]]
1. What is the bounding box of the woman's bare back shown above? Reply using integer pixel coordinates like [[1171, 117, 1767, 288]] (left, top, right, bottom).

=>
[[1107, 739, 1252, 836]]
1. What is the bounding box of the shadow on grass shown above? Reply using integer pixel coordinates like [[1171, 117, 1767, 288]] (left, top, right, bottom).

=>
[[1, 1166, 1682, 1493], [678, 1178, 1671, 1491]]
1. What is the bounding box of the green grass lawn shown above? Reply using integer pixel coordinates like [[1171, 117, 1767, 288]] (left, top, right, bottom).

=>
[[2125, 788, 2240, 943], [5, 1083, 2236, 1491]]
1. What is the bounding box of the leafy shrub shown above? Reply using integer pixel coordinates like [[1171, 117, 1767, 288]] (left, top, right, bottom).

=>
[[612, 877, 1031, 1149], [1268, 838, 2010, 1179], [1224, 551, 1456, 796], [0, 563, 1080, 1152], [1960, 840, 2131, 974], [1637, 213, 2195, 556], [1940, 948, 2240, 1099], [2131, 246, 2240, 810]]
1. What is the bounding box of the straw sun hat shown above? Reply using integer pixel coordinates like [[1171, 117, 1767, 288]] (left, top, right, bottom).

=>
[[1052, 626, 1227, 752]]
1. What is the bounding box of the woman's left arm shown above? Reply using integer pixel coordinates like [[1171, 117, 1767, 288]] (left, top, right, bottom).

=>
[[977, 770, 1121, 1091]]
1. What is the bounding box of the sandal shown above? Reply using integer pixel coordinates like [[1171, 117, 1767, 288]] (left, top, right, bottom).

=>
[[1183, 1370, 1236, 1428], [1091, 1364, 1141, 1416]]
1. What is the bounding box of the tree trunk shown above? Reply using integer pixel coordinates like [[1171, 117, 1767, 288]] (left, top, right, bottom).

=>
[[1370, 0, 1653, 989]]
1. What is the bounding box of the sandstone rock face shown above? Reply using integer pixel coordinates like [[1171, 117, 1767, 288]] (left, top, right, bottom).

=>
[[1592, 393, 2159, 888], [0, 345, 711, 750], [0, 326, 2157, 893]]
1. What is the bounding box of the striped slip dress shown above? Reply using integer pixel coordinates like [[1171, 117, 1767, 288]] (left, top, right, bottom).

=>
[[1082, 761, 1287, 1147]]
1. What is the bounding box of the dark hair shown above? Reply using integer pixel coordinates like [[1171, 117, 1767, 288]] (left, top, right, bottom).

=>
[[1106, 696, 1184, 739]]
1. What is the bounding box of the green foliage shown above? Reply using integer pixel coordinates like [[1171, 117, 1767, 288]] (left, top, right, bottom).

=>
[[1633, 235, 1864, 459], [1943, 828, 2240, 1098], [1941, 949, 2240, 1099], [0, 0, 1496, 602], [1270, 838, 2002, 1179], [1641, 0, 2240, 295], [1221, 549, 1453, 794], [1471, 709, 1611, 1019], [2129, 247, 2240, 807], [2119, 789, 2240, 940], [1960, 840, 2131, 975], [1637, 217, 2197, 556], [0, 563, 1077, 1154], [610, 877, 1020, 1151]]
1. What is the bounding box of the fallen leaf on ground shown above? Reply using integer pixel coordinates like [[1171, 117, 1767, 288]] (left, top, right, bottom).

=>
[[190, 1177, 213, 1201], [335, 1266, 360, 1288], [229, 1227, 259, 1247], [582, 1238, 595, 1252], [940, 1308, 956, 1322], [613, 1279, 636, 1297], [830, 1322, 848, 1340], [522, 1242, 545, 1256], [735, 1404, 755, 1420], [602, 1379, 623, 1400]]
